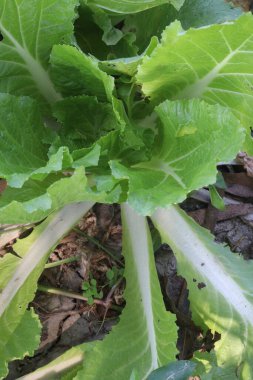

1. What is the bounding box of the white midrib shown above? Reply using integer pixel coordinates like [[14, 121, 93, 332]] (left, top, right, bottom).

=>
[[152, 206, 253, 323], [122, 204, 158, 372], [133, 159, 186, 189], [0, 21, 62, 104], [0, 202, 93, 317], [175, 49, 237, 99], [17, 351, 84, 380]]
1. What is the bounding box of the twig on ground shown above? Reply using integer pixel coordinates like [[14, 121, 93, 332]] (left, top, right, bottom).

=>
[[37, 284, 122, 311], [45, 256, 80, 269]]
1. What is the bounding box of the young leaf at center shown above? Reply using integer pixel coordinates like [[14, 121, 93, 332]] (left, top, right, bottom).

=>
[[110, 99, 244, 215]]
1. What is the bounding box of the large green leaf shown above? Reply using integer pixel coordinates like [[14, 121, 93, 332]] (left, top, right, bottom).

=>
[[87, 0, 184, 14], [0, 94, 74, 188], [152, 206, 253, 379], [0, 202, 93, 379], [0, 167, 120, 224], [137, 14, 253, 152], [122, 0, 241, 55], [53, 95, 121, 150], [0, 309, 41, 380], [0, 93, 120, 206], [123, 4, 177, 53], [147, 360, 196, 380], [178, 0, 242, 29], [0, 0, 78, 109], [50, 45, 114, 102], [110, 99, 244, 215]]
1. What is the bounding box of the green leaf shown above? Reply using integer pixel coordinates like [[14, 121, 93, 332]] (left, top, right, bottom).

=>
[[0, 202, 93, 379], [90, 4, 124, 45], [0, 167, 120, 224], [106, 268, 114, 280], [137, 14, 253, 152], [209, 185, 225, 210], [0, 308, 41, 379], [0, 94, 48, 182], [75, 3, 138, 61], [147, 360, 197, 380], [178, 0, 242, 29], [72, 144, 101, 168], [110, 99, 244, 215], [87, 0, 185, 13], [73, 204, 177, 379], [215, 172, 227, 190], [50, 45, 115, 102], [0, 94, 75, 188], [99, 35, 159, 78], [152, 206, 253, 379], [53, 96, 121, 150], [0, 0, 78, 109], [0, 94, 81, 188], [123, 4, 177, 53]]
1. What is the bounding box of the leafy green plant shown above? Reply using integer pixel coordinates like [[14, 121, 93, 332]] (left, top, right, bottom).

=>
[[106, 266, 124, 287], [82, 277, 103, 304], [0, 0, 253, 379]]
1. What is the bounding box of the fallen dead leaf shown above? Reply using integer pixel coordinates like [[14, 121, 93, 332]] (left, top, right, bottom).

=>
[[237, 152, 253, 177]]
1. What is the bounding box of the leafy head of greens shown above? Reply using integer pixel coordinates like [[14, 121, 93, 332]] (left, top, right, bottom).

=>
[[0, 0, 252, 379]]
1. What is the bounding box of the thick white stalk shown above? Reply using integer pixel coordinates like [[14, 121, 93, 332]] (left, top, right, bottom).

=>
[[151, 206, 253, 323], [17, 350, 84, 380], [122, 204, 158, 371], [0, 21, 62, 104], [0, 202, 93, 317]]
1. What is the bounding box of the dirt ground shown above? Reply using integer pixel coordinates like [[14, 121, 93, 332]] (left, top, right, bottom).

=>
[[2, 158, 253, 379]]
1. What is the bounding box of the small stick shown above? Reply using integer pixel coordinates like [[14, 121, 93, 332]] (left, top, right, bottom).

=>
[[37, 285, 122, 311], [45, 256, 80, 269]]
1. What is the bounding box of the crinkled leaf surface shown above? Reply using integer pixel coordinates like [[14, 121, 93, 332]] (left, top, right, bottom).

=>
[[0, 94, 73, 188], [73, 204, 177, 380], [137, 14, 253, 152], [50, 45, 114, 102], [0, 0, 78, 109], [53, 95, 121, 150], [87, 0, 184, 14], [110, 99, 244, 215], [0, 202, 93, 379], [152, 206, 253, 379]]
